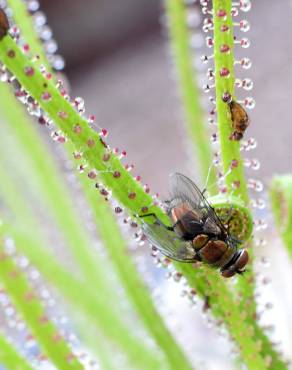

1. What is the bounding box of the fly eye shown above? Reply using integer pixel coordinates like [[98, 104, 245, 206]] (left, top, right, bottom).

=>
[[221, 269, 236, 278], [235, 250, 249, 271]]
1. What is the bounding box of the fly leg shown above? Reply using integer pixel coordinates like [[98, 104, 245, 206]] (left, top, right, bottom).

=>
[[138, 213, 174, 231]]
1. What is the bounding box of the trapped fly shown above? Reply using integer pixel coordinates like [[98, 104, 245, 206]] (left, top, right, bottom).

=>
[[140, 173, 248, 278]]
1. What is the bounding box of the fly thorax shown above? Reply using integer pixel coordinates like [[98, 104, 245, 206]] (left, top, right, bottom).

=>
[[203, 217, 221, 235]]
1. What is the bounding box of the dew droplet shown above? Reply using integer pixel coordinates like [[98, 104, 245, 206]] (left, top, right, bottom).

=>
[[202, 18, 213, 32], [45, 39, 57, 54], [27, 0, 40, 12], [242, 78, 253, 91], [125, 164, 134, 171], [231, 7, 239, 17], [248, 179, 264, 192], [201, 54, 213, 63], [0, 67, 9, 82], [40, 25, 52, 41], [203, 84, 211, 93], [33, 11, 46, 27], [241, 137, 257, 151], [206, 68, 214, 79], [115, 207, 123, 214], [52, 55, 65, 70], [27, 101, 41, 117], [74, 97, 85, 113], [254, 218, 267, 230], [251, 198, 266, 210], [88, 115, 95, 124], [240, 0, 251, 12], [239, 19, 250, 32], [172, 272, 183, 283], [239, 57, 252, 69], [100, 128, 108, 137], [205, 36, 214, 47], [244, 96, 256, 109], [10, 26, 20, 39], [15, 90, 28, 104], [78, 164, 87, 173], [211, 133, 218, 143], [251, 158, 260, 170], [240, 37, 250, 48]]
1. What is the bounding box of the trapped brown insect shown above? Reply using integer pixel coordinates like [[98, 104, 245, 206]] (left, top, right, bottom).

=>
[[0, 8, 9, 40], [229, 100, 250, 141], [140, 173, 249, 278]]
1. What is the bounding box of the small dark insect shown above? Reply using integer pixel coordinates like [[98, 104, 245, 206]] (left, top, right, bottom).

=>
[[0, 9, 9, 40], [140, 173, 248, 278], [229, 100, 249, 141]]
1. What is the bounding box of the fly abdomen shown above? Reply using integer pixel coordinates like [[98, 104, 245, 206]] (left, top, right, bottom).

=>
[[197, 240, 228, 266]]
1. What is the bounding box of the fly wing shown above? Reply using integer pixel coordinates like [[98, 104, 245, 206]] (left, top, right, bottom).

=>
[[169, 173, 226, 233], [169, 172, 205, 209], [142, 221, 197, 262]]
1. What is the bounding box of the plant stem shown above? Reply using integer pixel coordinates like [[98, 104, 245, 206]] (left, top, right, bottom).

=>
[[212, 0, 256, 319], [165, 0, 217, 191], [6, 0, 49, 68], [213, 0, 248, 202], [0, 243, 84, 370], [270, 175, 292, 256]]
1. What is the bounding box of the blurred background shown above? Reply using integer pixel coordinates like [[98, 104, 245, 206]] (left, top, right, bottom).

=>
[[3, 0, 292, 369]]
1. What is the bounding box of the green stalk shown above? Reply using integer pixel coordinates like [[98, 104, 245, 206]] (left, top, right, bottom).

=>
[[165, 0, 217, 191], [6, 0, 49, 67], [212, 0, 255, 317], [270, 175, 292, 256], [0, 334, 34, 370], [213, 0, 248, 201], [0, 243, 83, 370]]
